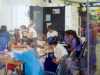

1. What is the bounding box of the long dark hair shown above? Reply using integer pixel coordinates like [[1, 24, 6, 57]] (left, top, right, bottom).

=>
[[72, 31, 81, 46], [70, 30, 81, 46], [0, 25, 7, 32]]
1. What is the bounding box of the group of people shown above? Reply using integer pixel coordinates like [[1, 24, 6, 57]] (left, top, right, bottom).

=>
[[45, 25, 83, 75], [0, 24, 96, 75], [14, 24, 37, 44], [0, 25, 44, 75]]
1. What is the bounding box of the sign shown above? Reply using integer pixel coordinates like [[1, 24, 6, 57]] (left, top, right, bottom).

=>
[[52, 8, 60, 14]]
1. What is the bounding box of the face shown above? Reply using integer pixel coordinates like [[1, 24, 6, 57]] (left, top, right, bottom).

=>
[[69, 34, 73, 40]]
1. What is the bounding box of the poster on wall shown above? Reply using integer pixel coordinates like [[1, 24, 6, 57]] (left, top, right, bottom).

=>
[[45, 14, 51, 21]]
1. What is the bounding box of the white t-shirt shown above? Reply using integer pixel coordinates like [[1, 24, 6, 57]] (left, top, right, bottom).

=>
[[47, 30, 58, 38], [54, 43, 68, 60]]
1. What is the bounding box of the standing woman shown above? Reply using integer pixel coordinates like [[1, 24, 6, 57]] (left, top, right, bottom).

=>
[[0, 25, 10, 75], [0, 25, 10, 53]]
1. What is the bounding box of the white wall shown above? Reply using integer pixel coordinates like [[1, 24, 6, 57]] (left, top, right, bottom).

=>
[[0, 0, 32, 31], [65, 5, 79, 34], [0, 0, 12, 30]]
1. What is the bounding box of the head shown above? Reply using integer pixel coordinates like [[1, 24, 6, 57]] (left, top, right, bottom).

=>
[[65, 30, 71, 38], [48, 37, 58, 48], [47, 25, 53, 32], [69, 30, 81, 46], [24, 39, 37, 48], [15, 29, 20, 33], [0, 25, 7, 32], [20, 25, 27, 30], [66, 30, 74, 40]]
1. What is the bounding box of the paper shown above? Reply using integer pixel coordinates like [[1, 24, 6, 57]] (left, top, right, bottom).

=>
[[45, 14, 51, 21]]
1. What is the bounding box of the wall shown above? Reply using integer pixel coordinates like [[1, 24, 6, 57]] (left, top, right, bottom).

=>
[[0, 0, 80, 32], [0, 0, 32, 31], [32, 0, 64, 7], [0, 0, 12, 30], [65, 5, 79, 34]]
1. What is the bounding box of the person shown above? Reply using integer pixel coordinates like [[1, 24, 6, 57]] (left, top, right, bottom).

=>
[[27, 24, 38, 47], [65, 30, 82, 75], [0, 25, 10, 74], [47, 25, 58, 44], [49, 37, 68, 62], [28, 24, 37, 39], [0, 25, 10, 53], [64, 30, 72, 52], [14, 29, 20, 43], [8, 40, 44, 75], [67, 30, 82, 57], [19, 25, 28, 43]]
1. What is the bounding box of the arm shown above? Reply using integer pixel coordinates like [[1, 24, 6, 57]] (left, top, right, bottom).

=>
[[69, 39, 77, 57]]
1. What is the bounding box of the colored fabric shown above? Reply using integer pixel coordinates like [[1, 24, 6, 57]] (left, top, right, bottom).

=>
[[0, 32, 9, 52], [14, 49, 44, 75]]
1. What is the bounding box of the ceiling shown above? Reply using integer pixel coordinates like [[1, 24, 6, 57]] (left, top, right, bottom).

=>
[[65, 0, 100, 2]]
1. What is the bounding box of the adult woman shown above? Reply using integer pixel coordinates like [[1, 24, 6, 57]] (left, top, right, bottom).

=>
[[0, 25, 10, 53], [64, 30, 82, 75], [67, 30, 82, 57]]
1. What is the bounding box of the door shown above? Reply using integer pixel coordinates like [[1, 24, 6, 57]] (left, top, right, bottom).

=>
[[43, 7, 65, 41]]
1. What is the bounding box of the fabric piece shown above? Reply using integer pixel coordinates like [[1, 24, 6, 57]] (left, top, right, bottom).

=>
[[14, 49, 44, 75]]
